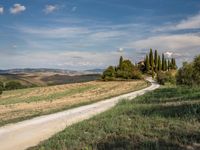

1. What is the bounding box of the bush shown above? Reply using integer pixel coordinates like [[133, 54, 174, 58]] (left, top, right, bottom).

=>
[[157, 71, 176, 85], [0, 86, 3, 95], [132, 68, 143, 79], [176, 62, 194, 86], [102, 66, 116, 80], [5, 81, 23, 90], [193, 55, 200, 85]]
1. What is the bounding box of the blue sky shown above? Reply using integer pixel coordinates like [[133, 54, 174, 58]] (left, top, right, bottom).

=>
[[0, 0, 200, 70]]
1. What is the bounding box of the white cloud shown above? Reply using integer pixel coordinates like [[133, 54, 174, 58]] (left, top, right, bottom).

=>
[[118, 48, 124, 52], [10, 4, 26, 14], [44, 5, 58, 14], [155, 12, 200, 31], [127, 34, 200, 51], [164, 51, 173, 58], [0, 6, 4, 14], [72, 6, 77, 12], [0, 51, 121, 70]]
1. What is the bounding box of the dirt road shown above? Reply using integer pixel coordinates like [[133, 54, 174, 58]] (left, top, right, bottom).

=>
[[0, 78, 159, 150]]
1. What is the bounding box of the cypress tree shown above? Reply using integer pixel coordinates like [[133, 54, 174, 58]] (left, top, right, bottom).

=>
[[149, 49, 153, 69], [145, 55, 150, 72], [164, 59, 167, 71], [174, 58, 177, 69], [119, 56, 123, 69], [168, 59, 170, 71], [158, 55, 161, 71], [154, 50, 158, 71], [162, 53, 165, 71]]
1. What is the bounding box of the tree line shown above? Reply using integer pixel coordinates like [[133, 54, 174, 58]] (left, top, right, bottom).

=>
[[102, 56, 142, 80], [0, 81, 23, 95], [143, 49, 177, 73], [102, 49, 177, 81]]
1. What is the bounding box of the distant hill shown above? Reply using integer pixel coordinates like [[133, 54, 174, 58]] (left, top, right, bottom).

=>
[[0, 68, 103, 87], [0, 68, 104, 75]]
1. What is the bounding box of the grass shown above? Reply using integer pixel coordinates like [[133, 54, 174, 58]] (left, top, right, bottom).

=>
[[30, 86, 200, 150], [0, 85, 97, 105], [0, 80, 148, 127]]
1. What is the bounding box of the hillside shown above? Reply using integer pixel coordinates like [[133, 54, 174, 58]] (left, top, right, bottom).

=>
[[31, 86, 200, 150], [0, 80, 148, 126], [0, 68, 103, 87]]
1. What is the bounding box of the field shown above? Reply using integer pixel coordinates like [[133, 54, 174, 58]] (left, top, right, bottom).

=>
[[31, 86, 200, 150], [0, 80, 147, 126], [0, 73, 100, 87]]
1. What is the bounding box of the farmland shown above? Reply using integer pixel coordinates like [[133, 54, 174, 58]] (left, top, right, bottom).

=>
[[0, 80, 148, 126], [31, 86, 200, 150]]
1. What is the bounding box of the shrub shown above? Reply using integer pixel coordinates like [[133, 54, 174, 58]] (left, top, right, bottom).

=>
[[193, 55, 200, 85], [176, 62, 194, 86], [5, 81, 23, 90], [102, 66, 116, 80], [132, 68, 143, 79], [0, 86, 3, 95], [157, 71, 176, 85]]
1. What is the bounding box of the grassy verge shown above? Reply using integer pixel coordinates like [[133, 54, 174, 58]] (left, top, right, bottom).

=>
[[31, 86, 200, 150]]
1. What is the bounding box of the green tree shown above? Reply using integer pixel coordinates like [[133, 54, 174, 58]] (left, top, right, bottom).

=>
[[168, 59, 171, 71], [162, 53, 165, 71], [164, 59, 168, 71], [119, 56, 123, 70], [5, 81, 23, 90], [0, 81, 3, 95], [193, 55, 200, 85], [154, 50, 158, 72], [176, 62, 194, 86], [102, 66, 116, 80], [149, 49, 154, 69], [158, 55, 162, 71], [145, 55, 150, 72]]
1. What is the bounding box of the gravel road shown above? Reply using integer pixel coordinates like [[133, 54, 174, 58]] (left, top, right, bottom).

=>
[[0, 77, 160, 150]]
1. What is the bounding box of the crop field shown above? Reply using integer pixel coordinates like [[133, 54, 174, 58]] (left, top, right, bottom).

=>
[[0, 80, 148, 126], [31, 86, 200, 150]]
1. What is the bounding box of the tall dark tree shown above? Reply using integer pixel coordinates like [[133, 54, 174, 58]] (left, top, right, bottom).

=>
[[154, 50, 158, 71], [164, 59, 168, 71], [149, 49, 154, 69], [145, 55, 150, 72], [162, 53, 165, 71], [119, 56, 123, 69], [171, 58, 177, 70], [158, 55, 161, 71], [168, 59, 171, 71]]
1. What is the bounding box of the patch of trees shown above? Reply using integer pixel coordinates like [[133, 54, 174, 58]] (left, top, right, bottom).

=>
[[176, 55, 200, 86], [144, 49, 177, 73], [0, 80, 23, 95], [102, 56, 142, 80]]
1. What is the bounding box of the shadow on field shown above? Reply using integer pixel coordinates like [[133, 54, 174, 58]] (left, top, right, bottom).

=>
[[95, 135, 184, 150], [135, 87, 200, 104], [140, 103, 200, 120]]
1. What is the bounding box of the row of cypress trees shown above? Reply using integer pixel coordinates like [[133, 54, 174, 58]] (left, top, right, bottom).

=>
[[144, 49, 177, 73]]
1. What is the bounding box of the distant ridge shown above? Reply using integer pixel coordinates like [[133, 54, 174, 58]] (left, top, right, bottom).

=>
[[0, 68, 104, 75]]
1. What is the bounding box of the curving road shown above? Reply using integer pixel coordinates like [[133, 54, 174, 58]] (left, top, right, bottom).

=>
[[0, 77, 160, 150]]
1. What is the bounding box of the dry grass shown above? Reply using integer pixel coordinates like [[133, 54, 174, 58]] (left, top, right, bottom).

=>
[[0, 80, 148, 126]]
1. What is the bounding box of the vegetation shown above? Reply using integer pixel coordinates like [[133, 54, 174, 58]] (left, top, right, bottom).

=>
[[156, 71, 176, 85], [31, 86, 200, 150], [102, 56, 142, 80], [4, 81, 23, 90], [0, 81, 3, 95], [144, 49, 177, 73], [176, 55, 200, 86]]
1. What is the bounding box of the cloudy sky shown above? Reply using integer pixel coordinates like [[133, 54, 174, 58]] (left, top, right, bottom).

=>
[[0, 0, 200, 70]]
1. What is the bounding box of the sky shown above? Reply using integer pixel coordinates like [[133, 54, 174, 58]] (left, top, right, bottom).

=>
[[0, 0, 200, 70]]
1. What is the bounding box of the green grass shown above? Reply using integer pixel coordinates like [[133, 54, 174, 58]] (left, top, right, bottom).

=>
[[0, 85, 97, 105], [30, 86, 200, 150]]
